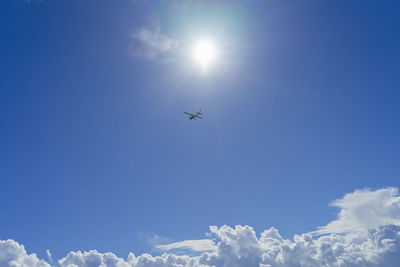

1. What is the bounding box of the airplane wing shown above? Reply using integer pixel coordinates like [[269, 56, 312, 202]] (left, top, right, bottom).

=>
[[183, 112, 194, 116]]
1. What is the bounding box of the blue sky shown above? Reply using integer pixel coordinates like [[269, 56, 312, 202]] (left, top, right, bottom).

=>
[[1, 0, 400, 265]]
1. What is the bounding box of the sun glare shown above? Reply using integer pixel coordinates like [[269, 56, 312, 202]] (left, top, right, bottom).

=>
[[192, 39, 217, 71]]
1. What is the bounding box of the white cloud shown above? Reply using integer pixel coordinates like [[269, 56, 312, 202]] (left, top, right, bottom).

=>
[[46, 249, 54, 265], [131, 26, 178, 58], [314, 187, 400, 235], [0, 239, 50, 267], [2, 187, 400, 267], [156, 239, 217, 252]]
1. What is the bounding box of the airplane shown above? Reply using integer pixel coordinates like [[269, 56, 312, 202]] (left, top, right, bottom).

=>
[[183, 109, 203, 120]]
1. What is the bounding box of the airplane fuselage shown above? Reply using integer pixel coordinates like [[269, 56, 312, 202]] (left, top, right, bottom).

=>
[[184, 110, 203, 120]]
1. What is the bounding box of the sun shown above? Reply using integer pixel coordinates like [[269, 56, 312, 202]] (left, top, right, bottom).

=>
[[192, 39, 217, 71]]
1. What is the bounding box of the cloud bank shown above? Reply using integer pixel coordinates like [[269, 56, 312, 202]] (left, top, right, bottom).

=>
[[2, 187, 400, 266]]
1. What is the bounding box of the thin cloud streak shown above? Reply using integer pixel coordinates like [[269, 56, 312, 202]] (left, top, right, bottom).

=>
[[156, 239, 217, 252], [130, 26, 178, 58]]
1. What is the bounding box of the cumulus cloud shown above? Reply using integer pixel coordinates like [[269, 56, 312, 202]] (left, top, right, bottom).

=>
[[2, 187, 400, 267], [0, 239, 50, 267], [314, 187, 400, 235], [130, 26, 178, 58]]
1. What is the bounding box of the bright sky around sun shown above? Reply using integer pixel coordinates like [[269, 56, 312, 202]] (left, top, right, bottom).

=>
[[192, 39, 217, 72], [1, 0, 400, 266]]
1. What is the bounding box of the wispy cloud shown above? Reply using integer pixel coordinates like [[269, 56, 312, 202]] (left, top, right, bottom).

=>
[[2, 187, 400, 266], [130, 26, 178, 58], [46, 249, 54, 266], [156, 239, 217, 252]]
